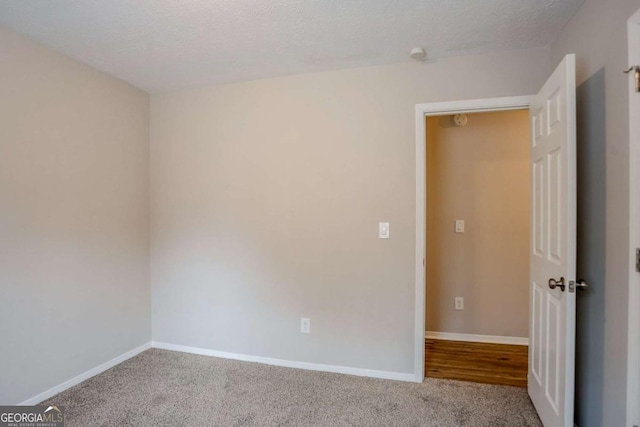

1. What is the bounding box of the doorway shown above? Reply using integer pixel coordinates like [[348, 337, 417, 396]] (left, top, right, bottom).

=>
[[415, 55, 577, 427], [413, 96, 533, 385], [424, 110, 531, 387]]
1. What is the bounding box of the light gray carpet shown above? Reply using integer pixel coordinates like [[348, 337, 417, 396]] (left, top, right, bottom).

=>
[[43, 349, 542, 426]]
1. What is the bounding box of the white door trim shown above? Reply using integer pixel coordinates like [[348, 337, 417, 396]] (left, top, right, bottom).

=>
[[413, 95, 533, 382], [627, 7, 640, 426]]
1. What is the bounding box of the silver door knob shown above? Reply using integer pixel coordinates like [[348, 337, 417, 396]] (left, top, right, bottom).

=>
[[576, 279, 589, 291], [548, 277, 566, 292]]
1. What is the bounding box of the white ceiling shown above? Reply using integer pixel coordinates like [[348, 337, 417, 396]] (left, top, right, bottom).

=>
[[0, 0, 583, 93]]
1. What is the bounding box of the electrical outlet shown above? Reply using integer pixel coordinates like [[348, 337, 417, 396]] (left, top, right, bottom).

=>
[[455, 220, 465, 233], [455, 297, 464, 311], [300, 317, 311, 334]]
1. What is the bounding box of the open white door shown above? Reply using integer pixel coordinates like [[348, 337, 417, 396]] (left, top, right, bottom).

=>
[[528, 54, 577, 427]]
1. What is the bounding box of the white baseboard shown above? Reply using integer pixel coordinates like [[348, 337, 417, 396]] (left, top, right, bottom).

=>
[[152, 341, 416, 382], [425, 331, 529, 346], [19, 342, 152, 405]]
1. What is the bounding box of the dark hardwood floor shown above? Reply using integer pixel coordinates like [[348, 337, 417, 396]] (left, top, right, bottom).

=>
[[425, 339, 528, 387]]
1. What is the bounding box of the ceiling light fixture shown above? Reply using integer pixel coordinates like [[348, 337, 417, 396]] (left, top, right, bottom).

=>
[[452, 114, 468, 127], [409, 47, 427, 61]]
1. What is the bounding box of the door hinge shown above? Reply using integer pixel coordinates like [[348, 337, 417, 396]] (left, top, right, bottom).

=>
[[636, 248, 640, 272], [625, 66, 640, 92]]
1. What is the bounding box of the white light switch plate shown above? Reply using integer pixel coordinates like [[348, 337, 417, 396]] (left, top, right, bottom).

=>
[[300, 318, 310, 334], [455, 220, 465, 233], [379, 222, 390, 239]]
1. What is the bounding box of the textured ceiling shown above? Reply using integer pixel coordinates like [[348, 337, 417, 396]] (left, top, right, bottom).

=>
[[0, 0, 583, 93]]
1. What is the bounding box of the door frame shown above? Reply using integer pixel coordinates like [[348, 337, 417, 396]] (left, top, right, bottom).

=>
[[413, 95, 533, 381], [627, 7, 640, 425]]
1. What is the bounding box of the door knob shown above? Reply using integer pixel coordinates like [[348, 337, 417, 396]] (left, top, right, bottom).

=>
[[548, 277, 566, 292], [576, 279, 588, 291]]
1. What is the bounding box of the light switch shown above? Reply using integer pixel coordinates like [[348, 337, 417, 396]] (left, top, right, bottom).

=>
[[455, 220, 465, 233], [379, 222, 390, 239]]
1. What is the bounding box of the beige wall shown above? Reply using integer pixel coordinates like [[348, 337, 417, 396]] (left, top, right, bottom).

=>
[[150, 47, 550, 375], [426, 111, 530, 338], [0, 27, 150, 404], [551, 0, 640, 425]]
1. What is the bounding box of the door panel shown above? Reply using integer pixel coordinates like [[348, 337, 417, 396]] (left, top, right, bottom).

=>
[[533, 159, 545, 256], [528, 54, 577, 427], [549, 148, 562, 264], [531, 282, 543, 386]]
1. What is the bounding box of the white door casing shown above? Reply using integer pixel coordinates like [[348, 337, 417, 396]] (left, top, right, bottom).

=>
[[628, 8, 640, 426], [414, 96, 533, 383], [528, 54, 577, 427]]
